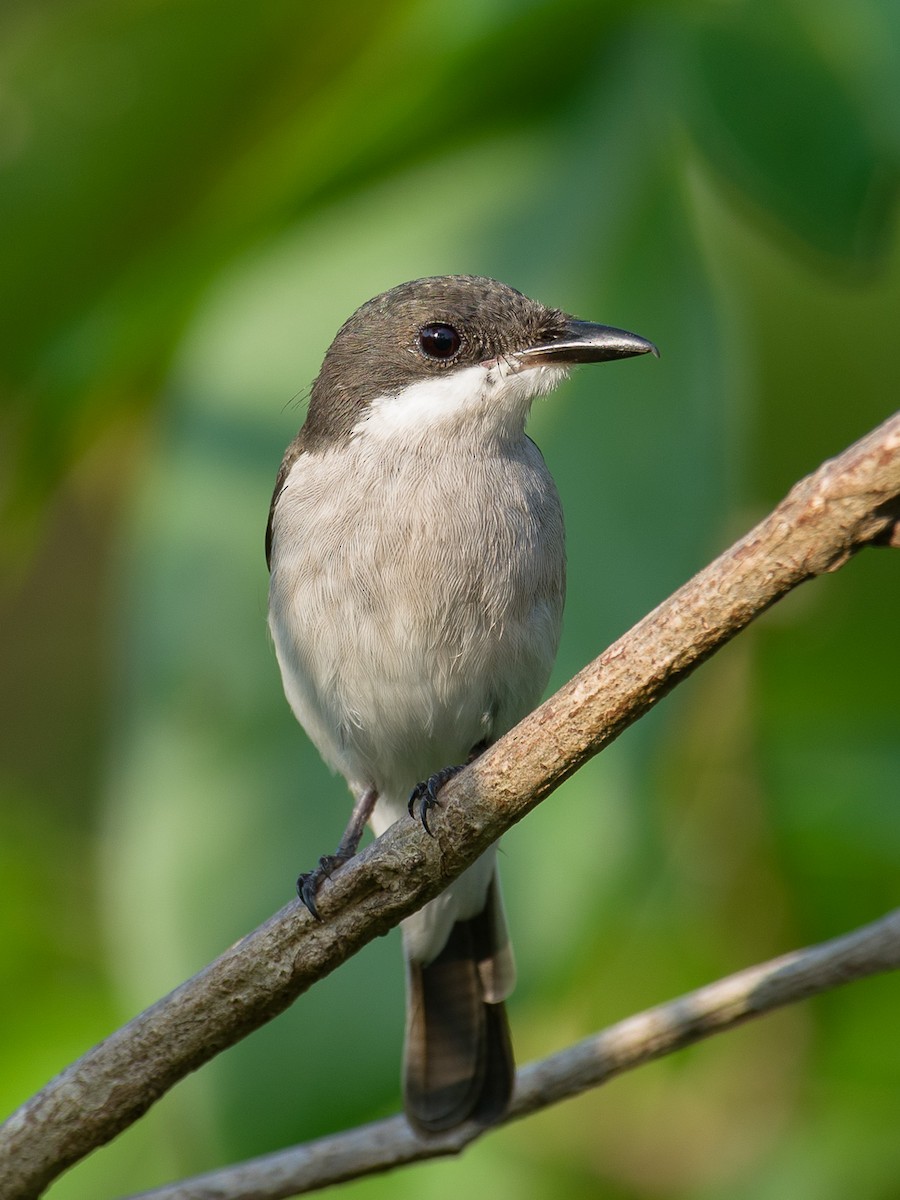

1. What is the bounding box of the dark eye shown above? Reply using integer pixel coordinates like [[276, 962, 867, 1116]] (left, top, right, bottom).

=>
[[417, 323, 461, 360]]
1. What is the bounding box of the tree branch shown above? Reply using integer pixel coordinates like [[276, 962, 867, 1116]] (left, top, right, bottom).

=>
[[123, 906, 900, 1199], [1, 413, 897, 1200]]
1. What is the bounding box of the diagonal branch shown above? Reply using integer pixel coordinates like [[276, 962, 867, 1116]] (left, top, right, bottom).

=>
[[0, 413, 898, 1200], [123, 906, 900, 1199]]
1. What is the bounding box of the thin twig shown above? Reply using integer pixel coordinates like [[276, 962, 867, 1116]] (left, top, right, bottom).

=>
[[124, 906, 900, 1199], [0, 413, 897, 1200]]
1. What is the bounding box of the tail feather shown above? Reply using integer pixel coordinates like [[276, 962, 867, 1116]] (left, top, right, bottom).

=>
[[403, 879, 515, 1134]]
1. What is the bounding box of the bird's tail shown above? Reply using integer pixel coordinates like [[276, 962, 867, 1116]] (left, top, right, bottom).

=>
[[402, 875, 515, 1134]]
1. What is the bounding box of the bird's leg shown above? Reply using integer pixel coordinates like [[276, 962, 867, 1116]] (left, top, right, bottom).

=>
[[297, 786, 378, 919], [408, 741, 488, 836]]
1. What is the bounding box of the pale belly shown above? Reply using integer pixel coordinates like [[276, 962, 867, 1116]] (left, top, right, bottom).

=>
[[268, 437, 565, 802]]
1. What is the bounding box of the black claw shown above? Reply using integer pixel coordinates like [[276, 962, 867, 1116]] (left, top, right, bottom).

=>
[[420, 793, 435, 838], [408, 782, 425, 819], [297, 871, 323, 920], [408, 764, 465, 834], [407, 780, 433, 832], [297, 851, 354, 919]]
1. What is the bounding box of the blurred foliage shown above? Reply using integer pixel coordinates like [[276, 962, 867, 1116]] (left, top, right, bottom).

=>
[[0, 1, 898, 1198]]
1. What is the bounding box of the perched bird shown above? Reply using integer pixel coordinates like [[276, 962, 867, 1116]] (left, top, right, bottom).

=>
[[266, 275, 656, 1134]]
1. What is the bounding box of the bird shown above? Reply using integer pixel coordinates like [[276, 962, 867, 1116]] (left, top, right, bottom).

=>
[[265, 275, 656, 1135]]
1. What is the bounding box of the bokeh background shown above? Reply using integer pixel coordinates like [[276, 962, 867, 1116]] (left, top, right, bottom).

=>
[[1, 1, 899, 1197]]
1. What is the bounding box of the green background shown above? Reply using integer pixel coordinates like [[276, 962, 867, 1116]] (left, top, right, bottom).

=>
[[1, 1, 899, 1196]]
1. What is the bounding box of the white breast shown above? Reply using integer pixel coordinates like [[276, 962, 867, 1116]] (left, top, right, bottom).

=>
[[267, 410, 565, 807]]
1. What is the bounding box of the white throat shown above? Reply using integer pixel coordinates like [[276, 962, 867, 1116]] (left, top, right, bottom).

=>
[[352, 360, 569, 444]]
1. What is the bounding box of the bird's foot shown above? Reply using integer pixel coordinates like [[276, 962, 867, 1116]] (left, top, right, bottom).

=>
[[408, 764, 464, 836], [297, 850, 352, 920], [297, 786, 379, 920]]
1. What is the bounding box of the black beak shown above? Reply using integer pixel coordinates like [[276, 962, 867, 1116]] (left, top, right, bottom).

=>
[[518, 319, 659, 366]]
